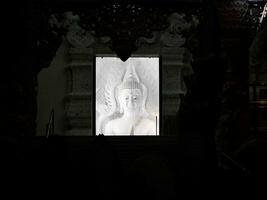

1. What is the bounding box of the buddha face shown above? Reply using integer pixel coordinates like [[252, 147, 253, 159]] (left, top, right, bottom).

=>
[[118, 89, 142, 113]]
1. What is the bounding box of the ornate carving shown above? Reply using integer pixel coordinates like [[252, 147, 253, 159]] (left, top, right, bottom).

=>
[[70, 67, 91, 94], [64, 95, 91, 132], [32, 1, 202, 62], [64, 46, 93, 135], [65, 96, 91, 117], [136, 12, 199, 49], [66, 47, 93, 95], [66, 25, 95, 48], [62, 12, 96, 48], [78, 3, 173, 61], [28, 1, 202, 136], [160, 13, 192, 47]]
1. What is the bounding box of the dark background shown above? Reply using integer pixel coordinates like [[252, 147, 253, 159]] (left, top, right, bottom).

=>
[[1, 0, 267, 198]]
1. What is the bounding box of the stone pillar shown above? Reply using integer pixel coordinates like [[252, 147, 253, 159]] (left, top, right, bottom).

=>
[[64, 48, 93, 135], [160, 47, 193, 135], [161, 47, 188, 116], [135, 12, 197, 135]]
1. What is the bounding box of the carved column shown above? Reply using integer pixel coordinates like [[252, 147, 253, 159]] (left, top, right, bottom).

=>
[[136, 12, 197, 134], [64, 19, 95, 136], [161, 47, 190, 116]]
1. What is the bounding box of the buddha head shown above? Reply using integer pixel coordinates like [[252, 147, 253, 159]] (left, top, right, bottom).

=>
[[115, 63, 148, 116]]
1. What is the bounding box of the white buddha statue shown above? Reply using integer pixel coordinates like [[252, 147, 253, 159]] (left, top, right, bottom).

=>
[[103, 63, 157, 136]]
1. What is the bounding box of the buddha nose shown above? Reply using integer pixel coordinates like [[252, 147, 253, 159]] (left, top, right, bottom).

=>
[[128, 98, 135, 107]]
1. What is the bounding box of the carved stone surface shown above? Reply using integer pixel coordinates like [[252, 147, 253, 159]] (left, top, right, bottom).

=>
[[66, 26, 95, 48], [24, 0, 204, 136], [62, 11, 197, 135], [64, 94, 92, 135], [63, 12, 96, 48], [160, 13, 192, 47], [71, 67, 91, 94], [64, 97, 91, 122], [162, 93, 182, 115], [66, 48, 93, 96], [64, 47, 93, 135]]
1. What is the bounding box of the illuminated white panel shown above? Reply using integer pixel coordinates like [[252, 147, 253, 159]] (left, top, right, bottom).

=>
[[95, 56, 160, 136]]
